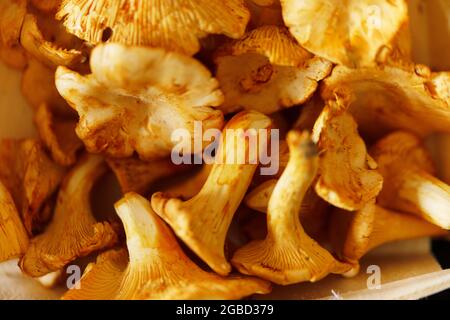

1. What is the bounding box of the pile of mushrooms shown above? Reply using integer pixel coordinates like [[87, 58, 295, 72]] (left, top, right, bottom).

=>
[[0, 0, 448, 300]]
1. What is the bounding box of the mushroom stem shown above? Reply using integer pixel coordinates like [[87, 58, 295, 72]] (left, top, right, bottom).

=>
[[396, 170, 450, 229], [266, 133, 317, 241], [232, 131, 353, 285], [151, 111, 272, 276]]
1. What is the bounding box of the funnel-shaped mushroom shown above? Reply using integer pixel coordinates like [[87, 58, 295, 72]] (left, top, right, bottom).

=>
[[322, 65, 450, 138], [35, 103, 83, 167], [329, 202, 447, 264], [0, 180, 29, 262], [63, 193, 271, 300], [56, 0, 249, 56], [215, 25, 332, 114], [312, 99, 383, 210], [56, 43, 224, 160], [151, 111, 273, 275], [20, 13, 84, 67], [232, 130, 352, 285], [106, 157, 188, 195], [281, 0, 407, 67], [0, 0, 27, 69], [0, 139, 65, 235], [371, 131, 450, 229], [20, 155, 118, 277]]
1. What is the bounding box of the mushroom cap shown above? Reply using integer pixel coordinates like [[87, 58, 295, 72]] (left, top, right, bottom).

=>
[[20, 155, 118, 277], [0, 139, 65, 235], [0, 180, 29, 262], [281, 0, 408, 67], [63, 193, 271, 300], [34, 103, 83, 167], [106, 157, 189, 195], [322, 65, 450, 138], [56, 0, 250, 56], [232, 131, 353, 285], [312, 99, 384, 211], [0, 0, 26, 47], [56, 43, 224, 160], [370, 131, 450, 229], [20, 13, 85, 68], [215, 26, 332, 114]]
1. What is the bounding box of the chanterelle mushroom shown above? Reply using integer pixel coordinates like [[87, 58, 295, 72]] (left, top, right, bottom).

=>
[[0, 139, 65, 235], [245, 179, 330, 241], [20, 13, 84, 68], [35, 103, 83, 167], [232, 130, 353, 285], [0, 180, 29, 262], [0, 0, 27, 69], [329, 202, 447, 264], [106, 157, 188, 195], [56, 0, 250, 56], [280, 0, 408, 67], [322, 65, 450, 138], [215, 25, 332, 114], [63, 193, 271, 300], [151, 111, 273, 275], [371, 131, 450, 229], [20, 155, 118, 277], [56, 43, 224, 160], [312, 98, 383, 210]]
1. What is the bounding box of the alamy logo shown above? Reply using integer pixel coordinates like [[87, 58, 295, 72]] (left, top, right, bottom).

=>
[[171, 121, 280, 176]]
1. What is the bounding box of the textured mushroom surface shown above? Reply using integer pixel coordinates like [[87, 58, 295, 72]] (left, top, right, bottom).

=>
[[322, 65, 450, 138], [152, 111, 273, 275], [56, 0, 250, 55], [20, 155, 118, 277], [281, 0, 408, 67], [0, 181, 29, 262], [215, 26, 332, 114], [56, 43, 224, 160], [63, 193, 271, 300], [35, 103, 83, 167], [329, 202, 447, 264], [371, 131, 450, 229], [312, 99, 383, 211], [0, 139, 64, 235], [232, 131, 353, 285]]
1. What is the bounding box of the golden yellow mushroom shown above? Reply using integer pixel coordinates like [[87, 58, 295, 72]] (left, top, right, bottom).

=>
[[63, 193, 271, 300], [329, 202, 447, 264], [20, 155, 118, 277], [31, 0, 61, 13], [215, 25, 332, 114], [0, 0, 27, 69], [371, 131, 450, 229], [0, 139, 65, 235], [312, 98, 383, 210], [56, 43, 224, 160], [232, 130, 353, 285], [56, 0, 250, 56], [20, 13, 84, 67], [0, 180, 29, 262], [281, 0, 408, 67], [322, 64, 450, 139], [151, 111, 273, 275], [106, 157, 188, 195], [34, 103, 83, 167]]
